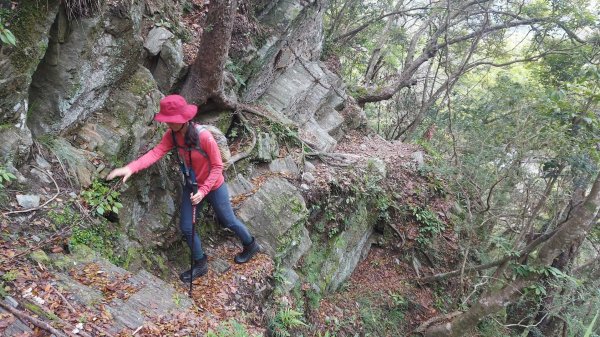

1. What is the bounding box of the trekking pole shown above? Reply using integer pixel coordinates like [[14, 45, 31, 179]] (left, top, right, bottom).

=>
[[189, 180, 199, 297]]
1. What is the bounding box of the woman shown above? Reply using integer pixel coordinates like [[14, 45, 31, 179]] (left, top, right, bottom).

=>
[[107, 94, 260, 283]]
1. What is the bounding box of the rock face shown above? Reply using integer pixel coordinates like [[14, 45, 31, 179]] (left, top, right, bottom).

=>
[[237, 178, 309, 260], [0, 0, 61, 165], [69, 65, 179, 251], [242, 0, 346, 152], [27, 2, 144, 136]]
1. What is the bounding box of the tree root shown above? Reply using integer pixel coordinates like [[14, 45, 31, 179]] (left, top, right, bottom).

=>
[[229, 111, 257, 165]]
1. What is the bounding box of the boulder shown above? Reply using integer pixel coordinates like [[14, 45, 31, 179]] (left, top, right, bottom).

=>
[[143, 26, 173, 56], [153, 38, 187, 93], [269, 155, 300, 175], [257, 132, 279, 162], [237, 177, 308, 258]]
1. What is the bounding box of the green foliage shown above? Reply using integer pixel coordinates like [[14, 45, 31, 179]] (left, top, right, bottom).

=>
[[69, 222, 124, 265], [357, 293, 406, 336], [524, 283, 547, 297], [48, 205, 81, 229], [409, 205, 445, 246], [269, 308, 307, 337], [206, 319, 256, 337], [1, 270, 19, 282], [81, 179, 123, 217], [225, 60, 247, 88], [389, 291, 408, 310], [512, 264, 572, 280], [268, 121, 301, 147], [0, 166, 16, 188]]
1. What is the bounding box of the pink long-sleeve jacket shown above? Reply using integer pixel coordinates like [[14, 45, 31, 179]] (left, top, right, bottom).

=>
[[126, 128, 224, 196]]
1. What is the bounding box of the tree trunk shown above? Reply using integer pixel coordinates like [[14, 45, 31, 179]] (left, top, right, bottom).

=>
[[180, 0, 238, 108], [425, 173, 600, 337]]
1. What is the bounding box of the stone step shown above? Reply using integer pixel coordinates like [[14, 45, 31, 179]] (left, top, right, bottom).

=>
[[49, 246, 194, 335]]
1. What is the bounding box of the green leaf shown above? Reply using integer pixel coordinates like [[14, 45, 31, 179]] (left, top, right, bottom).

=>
[[0, 28, 16, 46], [4, 30, 16, 46], [96, 206, 105, 215], [584, 310, 599, 337]]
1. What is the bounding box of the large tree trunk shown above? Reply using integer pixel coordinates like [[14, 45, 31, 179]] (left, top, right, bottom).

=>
[[180, 0, 238, 108], [425, 173, 600, 337]]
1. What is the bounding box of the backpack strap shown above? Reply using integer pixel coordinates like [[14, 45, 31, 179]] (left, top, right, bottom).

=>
[[170, 124, 213, 187], [170, 125, 209, 158]]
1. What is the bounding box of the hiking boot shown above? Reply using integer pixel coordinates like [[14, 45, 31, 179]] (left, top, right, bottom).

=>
[[179, 255, 208, 283], [234, 238, 260, 264]]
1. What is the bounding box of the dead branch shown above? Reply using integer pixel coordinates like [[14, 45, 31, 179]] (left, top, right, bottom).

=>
[[0, 300, 68, 337]]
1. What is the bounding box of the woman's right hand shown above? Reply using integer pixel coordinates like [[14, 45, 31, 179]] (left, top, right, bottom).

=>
[[106, 166, 133, 183]]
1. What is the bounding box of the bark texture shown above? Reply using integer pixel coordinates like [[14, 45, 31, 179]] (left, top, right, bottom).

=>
[[180, 0, 238, 108]]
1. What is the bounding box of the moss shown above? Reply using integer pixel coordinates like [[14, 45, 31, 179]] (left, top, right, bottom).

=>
[[125, 70, 156, 97], [0, 281, 8, 298], [115, 246, 169, 277], [23, 302, 59, 321], [50, 255, 78, 272], [9, 0, 60, 73], [276, 221, 306, 258], [29, 250, 50, 265], [69, 243, 96, 261], [301, 239, 327, 290]]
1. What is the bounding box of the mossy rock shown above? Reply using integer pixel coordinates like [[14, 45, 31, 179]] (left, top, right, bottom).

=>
[[8, 0, 60, 74], [28, 250, 50, 265]]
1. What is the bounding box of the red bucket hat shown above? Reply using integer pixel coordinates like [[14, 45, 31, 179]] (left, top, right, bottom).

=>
[[154, 95, 197, 123]]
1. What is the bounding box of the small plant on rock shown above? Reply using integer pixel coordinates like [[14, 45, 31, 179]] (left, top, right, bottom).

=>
[[81, 179, 123, 217], [269, 307, 307, 337], [0, 166, 16, 188]]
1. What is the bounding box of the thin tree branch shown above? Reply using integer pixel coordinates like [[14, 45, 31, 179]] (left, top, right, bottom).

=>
[[333, 7, 427, 42]]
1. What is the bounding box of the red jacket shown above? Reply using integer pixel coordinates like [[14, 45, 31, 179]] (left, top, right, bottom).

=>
[[127, 128, 224, 196]]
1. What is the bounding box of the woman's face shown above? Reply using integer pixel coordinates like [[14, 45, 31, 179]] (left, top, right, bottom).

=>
[[167, 122, 185, 132]]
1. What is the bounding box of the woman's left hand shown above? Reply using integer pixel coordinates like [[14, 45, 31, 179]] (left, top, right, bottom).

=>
[[190, 191, 205, 205]]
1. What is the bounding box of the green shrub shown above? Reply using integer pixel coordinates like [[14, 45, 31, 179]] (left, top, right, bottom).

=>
[[410, 205, 445, 246]]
